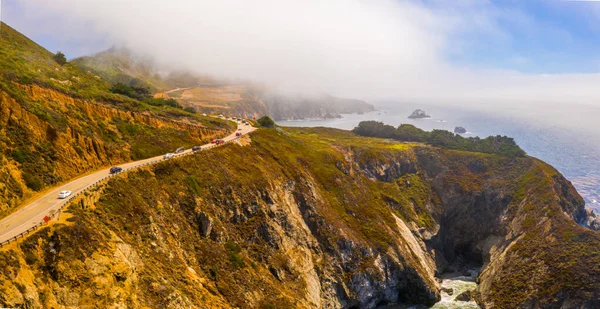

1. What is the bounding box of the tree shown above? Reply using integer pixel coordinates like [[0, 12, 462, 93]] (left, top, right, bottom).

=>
[[110, 82, 137, 98], [183, 107, 196, 114], [257, 116, 275, 128], [53, 51, 67, 65], [352, 121, 397, 138]]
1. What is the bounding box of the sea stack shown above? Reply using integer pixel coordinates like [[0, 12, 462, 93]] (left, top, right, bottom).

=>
[[408, 109, 430, 119], [454, 126, 467, 134]]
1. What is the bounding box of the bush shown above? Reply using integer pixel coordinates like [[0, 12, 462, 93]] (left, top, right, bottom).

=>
[[144, 97, 181, 109], [352, 121, 397, 139], [257, 116, 275, 128], [11, 148, 30, 163], [23, 172, 42, 191], [110, 82, 137, 98], [53, 51, 67, 65]]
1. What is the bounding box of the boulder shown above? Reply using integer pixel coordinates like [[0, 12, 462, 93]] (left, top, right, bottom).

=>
[[197, 212, 213, 237], [441, 287, 454, 295], [454, 126, 467, 134], [455, 290, 474, 302]]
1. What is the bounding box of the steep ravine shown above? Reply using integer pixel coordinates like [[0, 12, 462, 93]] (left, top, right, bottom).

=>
[[0, 128, 598, 308]]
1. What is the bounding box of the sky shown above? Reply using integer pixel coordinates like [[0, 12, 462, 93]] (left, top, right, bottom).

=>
[[2, 0, 600, 106]]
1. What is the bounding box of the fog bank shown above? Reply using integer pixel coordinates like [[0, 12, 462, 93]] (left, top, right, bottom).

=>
[[13, 0, 600, 108]]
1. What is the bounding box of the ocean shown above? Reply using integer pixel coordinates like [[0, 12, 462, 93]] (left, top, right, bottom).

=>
[[277, 102, 600, 213]]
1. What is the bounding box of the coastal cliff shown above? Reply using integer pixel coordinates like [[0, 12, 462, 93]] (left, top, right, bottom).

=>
[[0, 22, 233, 218], [1, 127, 598, 308]]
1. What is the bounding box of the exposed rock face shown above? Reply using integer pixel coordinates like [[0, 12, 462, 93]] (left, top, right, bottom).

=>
[[583, 209, 600, 231], [454, 126, 466, 134], [455, 290, 474, 302], [408, 109, 430, 119], [0, 128, 598, 308], [0, 84, 229, 218], [261, 93, 375, 121]]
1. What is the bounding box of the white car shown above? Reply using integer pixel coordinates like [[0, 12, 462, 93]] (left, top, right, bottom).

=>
[[58, 190, 72, 199], [164, 153, 175, 159], [202, 113, 207, 116]]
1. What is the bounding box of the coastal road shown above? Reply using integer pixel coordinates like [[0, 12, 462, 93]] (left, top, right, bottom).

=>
[[0, 119, 256, 245]]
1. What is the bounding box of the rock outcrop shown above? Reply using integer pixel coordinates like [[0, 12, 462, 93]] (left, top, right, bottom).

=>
[[454, 126, 466, 134], [408, 109, 430, 119], [455, 290, 474, 302]]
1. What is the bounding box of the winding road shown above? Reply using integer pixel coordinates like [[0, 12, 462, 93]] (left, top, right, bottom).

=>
[[0, 119, 255, 245]]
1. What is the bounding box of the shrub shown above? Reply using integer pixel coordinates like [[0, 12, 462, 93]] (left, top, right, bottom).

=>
[[23, 172, 42, 191], [11, 147, 30, 163], [352, 121, 396, 139], [53, 51, 67, 65], [257, 116, 275, 128], [187, 175, 201, 195], [110, 82, 137, 98], [144, 97, 181, 109]]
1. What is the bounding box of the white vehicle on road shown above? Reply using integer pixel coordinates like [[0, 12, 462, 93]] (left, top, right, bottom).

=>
[[58, 190, 72, 199], [164, 153, 175, 159]]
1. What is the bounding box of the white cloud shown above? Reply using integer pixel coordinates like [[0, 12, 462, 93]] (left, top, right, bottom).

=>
[[11, 0, 600, 110]]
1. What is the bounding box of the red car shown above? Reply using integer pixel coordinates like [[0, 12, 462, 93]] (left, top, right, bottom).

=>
[[236, 132, 242, 136], [211, 139, 217, 144]]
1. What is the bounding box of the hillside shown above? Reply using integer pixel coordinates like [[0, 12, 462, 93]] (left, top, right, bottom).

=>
[[72, 48, 375, 120], [166, 86, 375, 120], [71, 47, 213, 92], [0, 127, 598, 308], [0, 22, 234, 218]]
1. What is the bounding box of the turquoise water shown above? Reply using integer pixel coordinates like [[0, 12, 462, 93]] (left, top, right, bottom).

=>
[[277, 103, 600, 212]]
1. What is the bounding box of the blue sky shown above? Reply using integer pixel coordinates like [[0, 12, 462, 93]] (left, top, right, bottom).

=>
[[2, 0, 600, 74], [1, 0, 112, 59], [436, 0, 600, 74]]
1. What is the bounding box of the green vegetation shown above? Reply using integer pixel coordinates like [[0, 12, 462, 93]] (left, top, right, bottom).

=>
[[110, 82, 150, 100], [109, 81, 192, 111], [0, 126, 596, 308], [485, 161, 599, 308], [257, 116, 275, 128], [52, 51, 67, 65], [353, 121, 526, 157]]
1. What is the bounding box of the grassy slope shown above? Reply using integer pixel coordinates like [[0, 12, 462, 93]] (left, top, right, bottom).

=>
[[0, 22, 234, 217], [483, 159, 600, 307], [0, 127, 434, 308], [71, 48, 171, 91]]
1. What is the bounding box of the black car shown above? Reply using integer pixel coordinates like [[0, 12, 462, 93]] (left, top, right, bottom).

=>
[[192, 146, 201, 151], [109, 167, 123, 174], [175, 147, 185, 153]]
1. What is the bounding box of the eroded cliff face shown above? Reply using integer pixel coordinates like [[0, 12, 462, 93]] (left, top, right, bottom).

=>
[[0, 128, 598, 308], [0, 83, 230, 218]]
